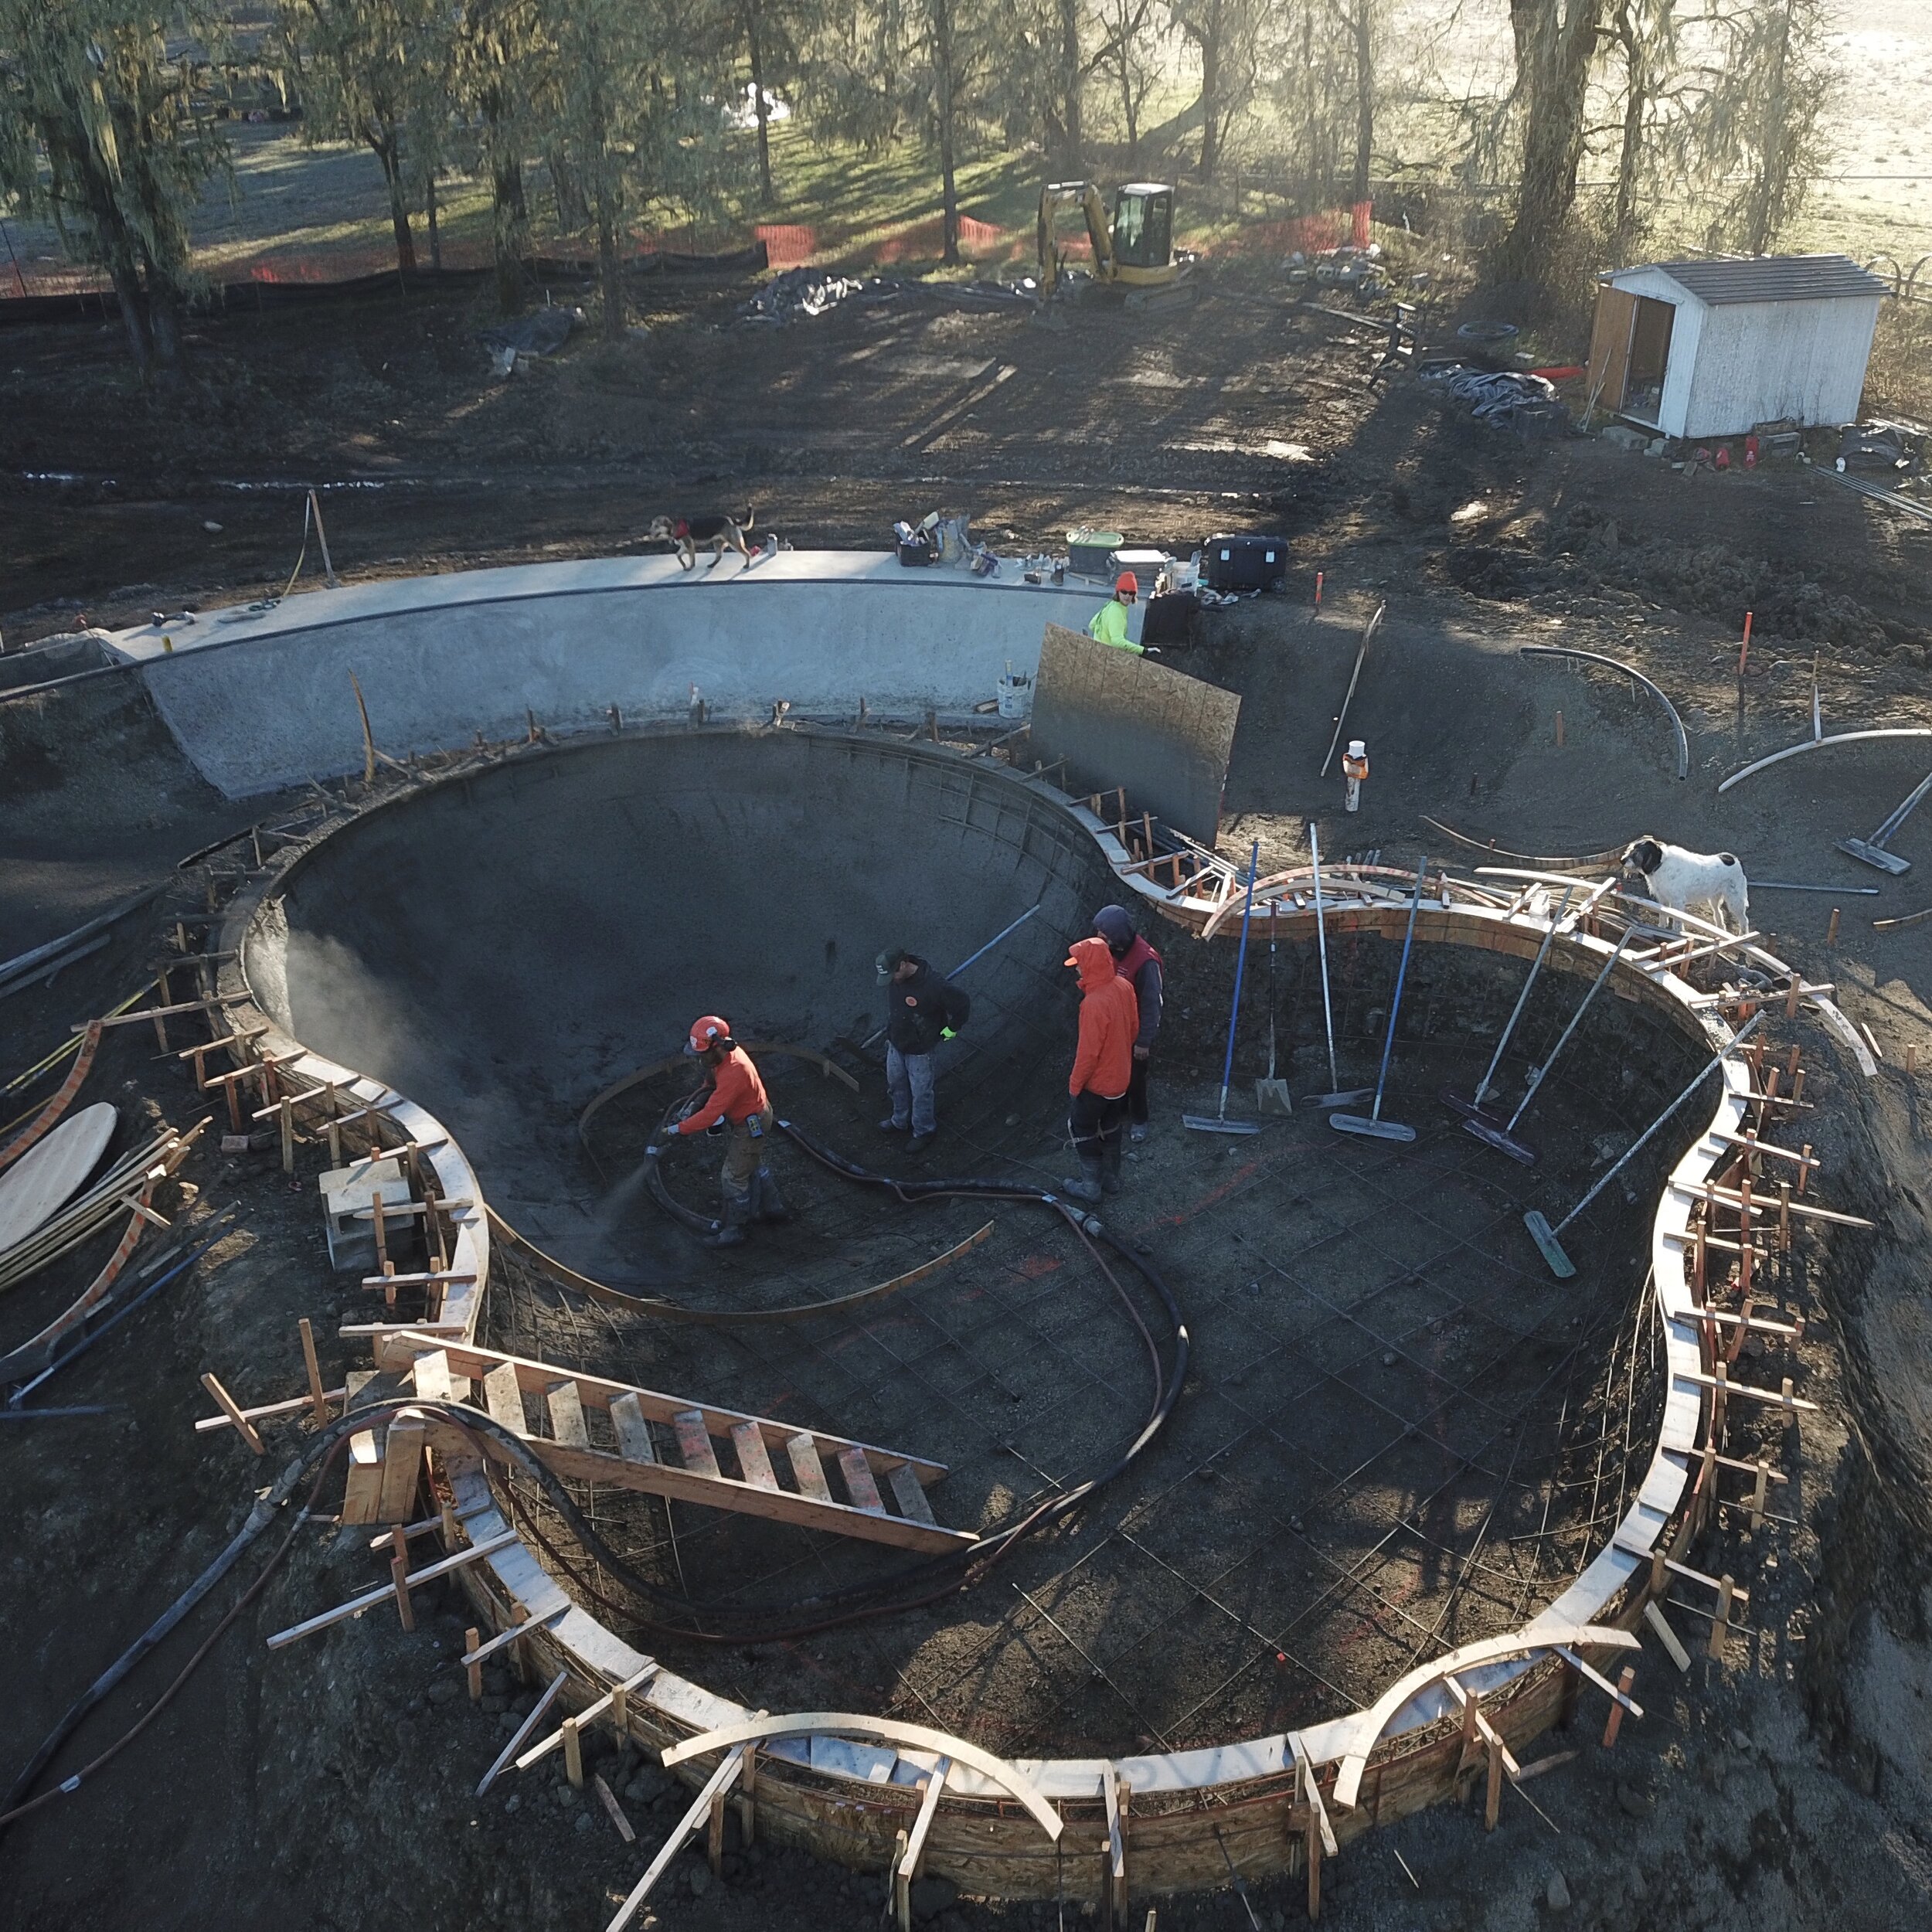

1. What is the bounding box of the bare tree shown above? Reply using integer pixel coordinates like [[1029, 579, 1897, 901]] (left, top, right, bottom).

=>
[[1171, 0, 1264, 182], [1492, 0, 1608, 281]]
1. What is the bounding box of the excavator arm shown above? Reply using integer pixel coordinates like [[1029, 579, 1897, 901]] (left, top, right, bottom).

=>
[[1037, 181, 1114, 294]]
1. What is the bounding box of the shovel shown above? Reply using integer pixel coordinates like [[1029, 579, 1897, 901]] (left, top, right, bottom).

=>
[[1839, 766, 1932, 874], [1526, 1012, 1765, 1277], [1254, 904, 1294, 1114], [1185, 842, 1264, 1135], [1305, 822, 1372, 1109], [1331, 856, 1426, 1142]]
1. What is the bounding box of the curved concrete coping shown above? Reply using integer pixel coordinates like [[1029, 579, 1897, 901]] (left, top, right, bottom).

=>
[[105, 551, 1124, 799], [208, 723, 1849, 1890]]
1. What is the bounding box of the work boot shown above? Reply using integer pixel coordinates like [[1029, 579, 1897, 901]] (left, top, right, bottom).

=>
[[703, 1189, 753, 1247], [1060, 1155, 1104, 1205], [879, 1116, 908, 1134], [752, 1166, 796, 1225], [906, 1130, 936, 1155], [1100, 1134, 1124, 1196]]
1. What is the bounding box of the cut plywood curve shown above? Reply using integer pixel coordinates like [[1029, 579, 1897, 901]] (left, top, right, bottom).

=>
[[0, 1102, 117, 1255], [1029, 624, 1240, 847]]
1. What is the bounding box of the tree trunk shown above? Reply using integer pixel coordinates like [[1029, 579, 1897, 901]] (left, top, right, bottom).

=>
[[1058, 0, 1083, 172], [1744, 9, 1792, 253], [105, 257, 153, 376], [1492, 0, 1605, 283], [146, 277, 185, 376], [1349, 0, 1373, 205], [1197, 16, 1222, 182], [597, 196, 624, 341], [369, 124, 417, 276], [931, 0, 960, 264], [492, 157, 526, 311], [745, 0, 774, 206], [426, 172, 442, 271], [1122, 70, 1139, 169], [1611, 2, 1648, 251]]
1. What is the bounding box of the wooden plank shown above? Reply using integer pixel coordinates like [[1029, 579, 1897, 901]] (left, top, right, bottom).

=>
[[838, 1447, 886, 1515], [787, 1433, 832, 1502], [731, 1422, 779, 1491], [516, 1664, 662, 1770], [610, 1392, 656, 1463], [376, 1413, 426, 1522], [412, 1350, 454, 1403], [371, 1332, 948, 1483], [477, 1669, 569, 1795], [1643, 1600, 1693, 1673], [674, 1409, 723, 1479], [887, 1462, 936, 1526], [604, 1746, 747, 1932], [463, 1425, 972, 1556], [594, 1772, 636, 1845], [199, 1372, 266, 1456], [265, 1529, 518, 1648], [342, 1430, 384, 1526], [547, 1380, 590, 1449], [483, 1362, 529, 1437]]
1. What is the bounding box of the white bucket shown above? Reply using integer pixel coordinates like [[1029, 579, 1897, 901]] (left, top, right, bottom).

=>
[[996, 672, 1032, 721]]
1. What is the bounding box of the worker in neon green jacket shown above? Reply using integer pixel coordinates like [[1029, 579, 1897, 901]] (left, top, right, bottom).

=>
[[1087, 572, 1150, 653]]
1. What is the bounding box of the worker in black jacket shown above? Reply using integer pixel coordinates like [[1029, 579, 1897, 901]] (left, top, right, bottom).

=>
[[876, 949, 970, 1154]]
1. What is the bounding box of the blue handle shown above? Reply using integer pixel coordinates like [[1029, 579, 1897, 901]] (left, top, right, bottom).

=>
[[1219, 842, 1261, 1098], [1372, 855, 1427, 1121]]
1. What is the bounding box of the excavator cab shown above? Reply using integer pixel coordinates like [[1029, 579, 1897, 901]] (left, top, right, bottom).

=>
[[1037, 181, 1186, 298]]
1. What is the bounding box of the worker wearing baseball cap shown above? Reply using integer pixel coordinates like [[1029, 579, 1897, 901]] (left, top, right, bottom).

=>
[[876, 949, 970, 1155], [1061, 935, 1139, 1202], [1086, 573, 1156, 655], [660, 1015, 793, 1246]]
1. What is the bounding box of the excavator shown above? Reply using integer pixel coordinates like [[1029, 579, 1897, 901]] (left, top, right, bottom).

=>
[[1036, 181, 1196, 305]]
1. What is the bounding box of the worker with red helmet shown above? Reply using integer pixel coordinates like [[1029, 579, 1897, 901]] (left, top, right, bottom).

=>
[[1086, 572, 1157, 655], [659, 1015, 794, 1247]]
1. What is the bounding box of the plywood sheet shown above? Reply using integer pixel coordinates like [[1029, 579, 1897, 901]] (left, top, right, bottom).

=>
[[0, 1103, 117, 1254], [1029, 624, 1240, 845]]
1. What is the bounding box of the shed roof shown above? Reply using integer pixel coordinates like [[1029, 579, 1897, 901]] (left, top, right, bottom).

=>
[[1614, 254, 1889, 306]]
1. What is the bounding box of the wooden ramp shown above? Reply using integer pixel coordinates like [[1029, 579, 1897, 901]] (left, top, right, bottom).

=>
[[373, 1332, 972, 1556]]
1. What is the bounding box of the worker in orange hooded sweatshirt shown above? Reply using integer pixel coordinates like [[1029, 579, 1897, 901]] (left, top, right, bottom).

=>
[[1062, 935, 1139, 1203], [653, 1015, 794, 1247]]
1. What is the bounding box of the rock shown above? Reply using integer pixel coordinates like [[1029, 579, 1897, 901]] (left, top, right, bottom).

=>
[[504, 1794, 521, 1814], [556, 1786, 581, 1809], [625, 1767, 672, 1805], [1615, 1780, 1654, 1819], [575, 1811, 593, 1833], [426, 1676, 461, 1705], [1730, 1725, 1753, 1753], [1546, 1871, 1570, 1911], [500, 1711, 523, 1733], [481, 1693, 509, 1715], [203, 519, 223, 532], [688, 1862, 711, 1898], [910, 1876, 960, 1919], [1381, 1351, 1396, 1366]]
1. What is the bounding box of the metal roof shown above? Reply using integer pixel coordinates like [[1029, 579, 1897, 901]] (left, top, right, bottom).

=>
[[1619, 254, 1889, 305]]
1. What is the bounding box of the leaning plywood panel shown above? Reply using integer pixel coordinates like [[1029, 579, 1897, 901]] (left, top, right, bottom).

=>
[[0, 1103, 117, 1257]]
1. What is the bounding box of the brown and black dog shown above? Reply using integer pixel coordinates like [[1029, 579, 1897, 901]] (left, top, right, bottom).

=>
[[645, 511, 756, 570]]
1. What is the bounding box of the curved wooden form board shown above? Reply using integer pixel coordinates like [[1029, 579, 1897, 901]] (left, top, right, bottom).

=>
[[662, 1713, 1063, 1840], [0, 1021, 104, 1175], [210, 726, 1860, 1899], [0, 1102, 117, 1255], [1519, 644, 1690, 781], [1717, 726, 1932, 795]]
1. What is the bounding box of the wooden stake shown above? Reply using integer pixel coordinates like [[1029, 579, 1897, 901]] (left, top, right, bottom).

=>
[[740, 1742, 759, 1846], [390, 1536, 415, 1631], [1749, 1455, 1770, 1532], [594, 1771, 636, 1845], [707, 1783, 726, 1873], [1798, 1145, 1812, 1196], [1554, 709, 1565, 747], [1643, 1601, 1692, 1674], [298, 1317, 328, 1422], [1709, 1577, 1735, 1660], [1601, 1665, 1637, 1747], [1738, 609, 1753, 678], [279, 1095, 294, 1174], [1484, 1725, 1504, 1830], [201, 1372, 266, 1455], [563, 1716, 583, 1788], [464, 1627, 483, 1701], [1826, 906, 1840, 947]]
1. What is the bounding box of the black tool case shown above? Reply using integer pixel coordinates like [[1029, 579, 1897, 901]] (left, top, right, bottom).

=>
[[1200, 534, 1290, 591]]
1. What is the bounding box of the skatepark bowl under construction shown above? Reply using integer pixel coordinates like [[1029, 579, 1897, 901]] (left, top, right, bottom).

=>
[[213, 713, 1774, 1905]]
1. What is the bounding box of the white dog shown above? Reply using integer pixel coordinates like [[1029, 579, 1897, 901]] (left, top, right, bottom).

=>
[[1621, 837, 1750, 934]]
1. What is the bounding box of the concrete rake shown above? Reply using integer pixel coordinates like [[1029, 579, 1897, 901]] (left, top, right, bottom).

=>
[[1839, 766, 1932, 874], [1525, 1011, 1764, 1277], [1187, 842, 1264, 1135], [1441, 883, 1573, 1133], [1331, 858, 1425, 1142]]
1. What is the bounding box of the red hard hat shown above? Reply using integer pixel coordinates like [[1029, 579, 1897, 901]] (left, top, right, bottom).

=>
[[685, 1014, 732, 1055], [1116, 571, 1138, 597]]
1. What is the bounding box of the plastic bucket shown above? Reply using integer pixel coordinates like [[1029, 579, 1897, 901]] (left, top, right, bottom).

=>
[[996, 673, 1032, 721]]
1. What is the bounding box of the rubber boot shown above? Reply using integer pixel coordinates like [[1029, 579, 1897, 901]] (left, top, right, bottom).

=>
[[1100, 1132, 1124, 1196], [752, 1166, 796, 1225], [1060, 1155, 1104, 1205], [703, 1188, 752, 1247]]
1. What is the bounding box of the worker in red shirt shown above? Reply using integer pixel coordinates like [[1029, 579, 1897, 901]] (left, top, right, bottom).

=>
[[664, 1015, 793, 1246], [1061, 936, 1140, 1202]]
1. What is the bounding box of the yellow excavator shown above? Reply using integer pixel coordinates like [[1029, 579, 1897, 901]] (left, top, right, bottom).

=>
[[1036, 181, 1195, 304]]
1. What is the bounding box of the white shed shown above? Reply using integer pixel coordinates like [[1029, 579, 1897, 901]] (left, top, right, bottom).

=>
[[1584, 254, 1887, 440]]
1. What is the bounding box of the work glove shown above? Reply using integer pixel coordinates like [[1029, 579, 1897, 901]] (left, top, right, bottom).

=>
[[940, 1027, 958, 1041], [645, 1144, 662, 1158], [1142, 645, 1162, 657], [706, 1120, 726, 1138]]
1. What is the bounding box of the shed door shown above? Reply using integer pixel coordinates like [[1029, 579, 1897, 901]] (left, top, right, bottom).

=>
[[1623, 298, 1675, 425], [1587, 287, 1638, 410]]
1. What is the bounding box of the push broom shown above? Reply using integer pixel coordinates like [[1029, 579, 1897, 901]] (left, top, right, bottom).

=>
[[1306, 822, 1372, 1109], [1330, 856, 1427, 1142], [1524, 1009, 1765, 1278], [1460, 924, 1640, 1167], [1441, 883, 1574, 1129], [1185, 842, 1264, 1136]]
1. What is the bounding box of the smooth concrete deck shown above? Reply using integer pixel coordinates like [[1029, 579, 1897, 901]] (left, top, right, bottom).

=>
[[108, 551, 1131, 798]]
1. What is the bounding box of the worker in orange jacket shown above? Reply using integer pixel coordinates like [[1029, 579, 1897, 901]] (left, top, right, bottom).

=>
[[659, 1015, 794, 1247], [1062, 936, 1140, 1202]]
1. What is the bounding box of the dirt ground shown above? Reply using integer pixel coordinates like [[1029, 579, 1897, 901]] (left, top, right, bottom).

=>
[[5, 260, 1932, 1932]]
